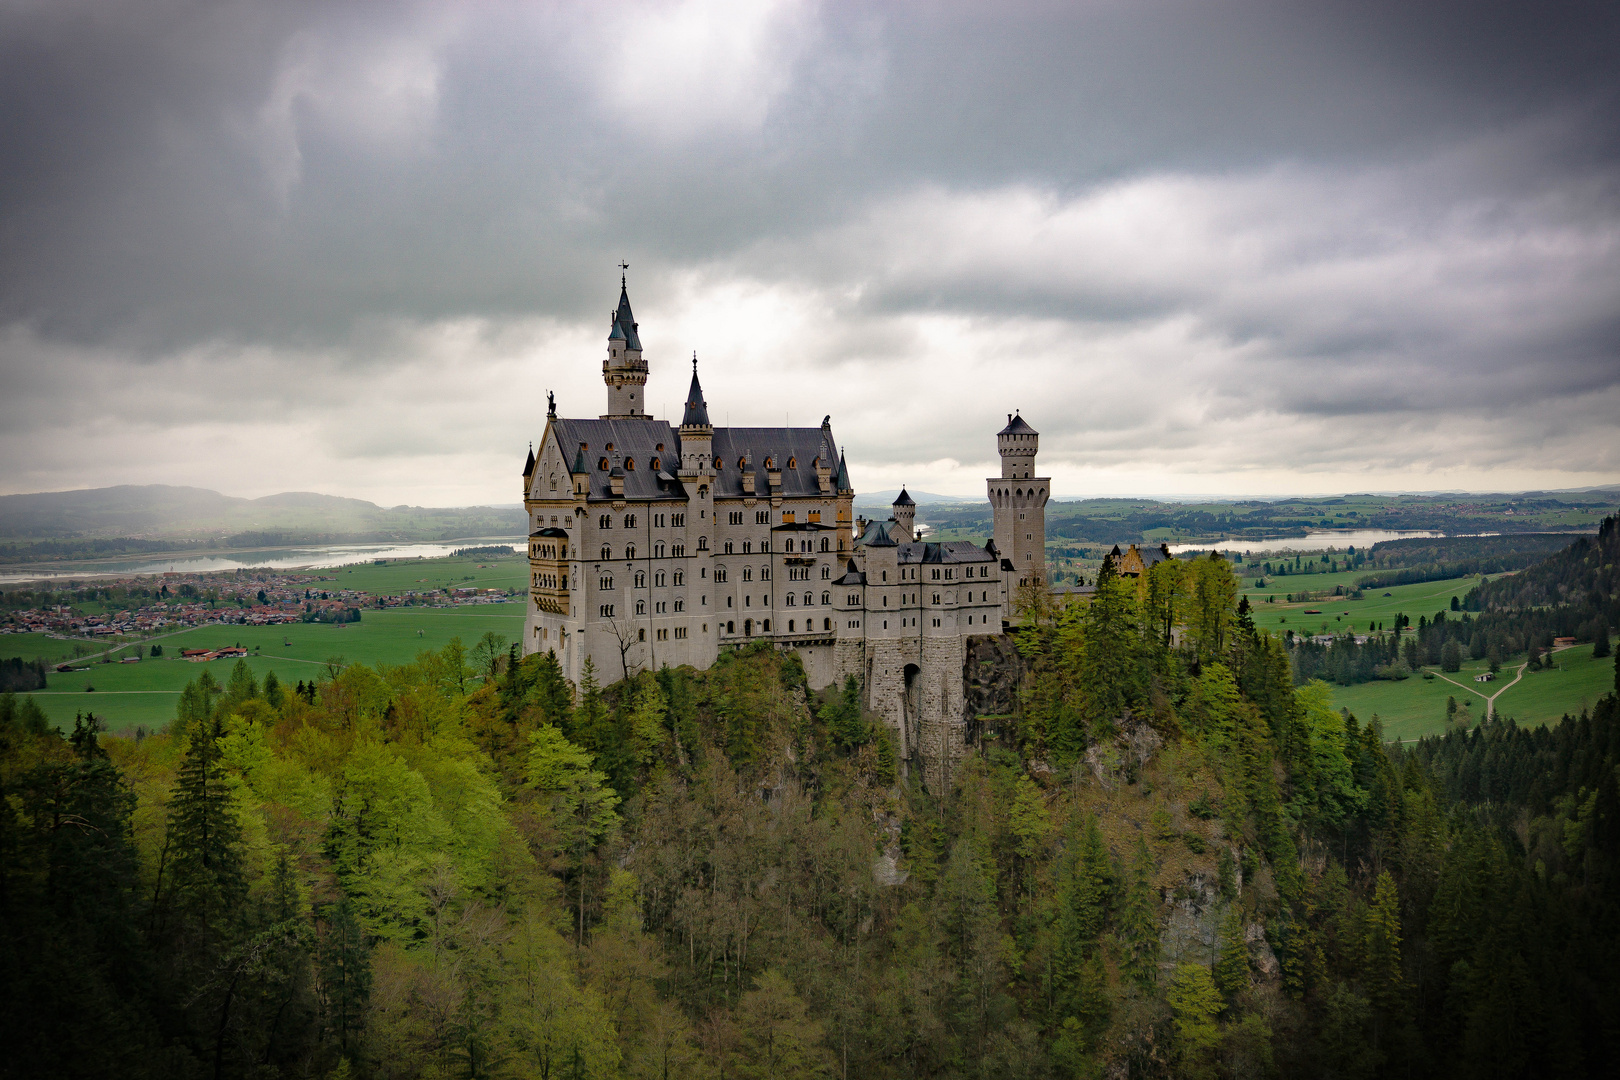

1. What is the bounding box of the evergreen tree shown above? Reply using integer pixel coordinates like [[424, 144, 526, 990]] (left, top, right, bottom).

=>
[[1592, 621, 1609, 658], [160, 710, 246, 942], [1361, 871, 1404, 1014], [1051, 817, 1111, 1041], [225, 658, 258, 704], [1116, 839, 1161, 992], [320, 896, 370, 1056], [262, 669, 284, 710], [1079, 555, 1139, 737], [819, 674, 868, 749], [1214, 906, 1249, 1000]]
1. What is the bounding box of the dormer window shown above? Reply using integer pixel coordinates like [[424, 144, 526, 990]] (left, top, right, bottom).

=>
[[599, 457, 610, 470], [737, 457, 746, 469], [625, 458, 635, 470], [787, 457, 796, 469]]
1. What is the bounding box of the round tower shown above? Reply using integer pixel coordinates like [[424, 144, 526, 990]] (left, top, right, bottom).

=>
[[679, 354, 713, 474], [987, 412, 1050, 589], [891, 487, 916, 540]]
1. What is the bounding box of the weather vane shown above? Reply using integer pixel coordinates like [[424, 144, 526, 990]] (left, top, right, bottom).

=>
[[619, 260, 629, 287]]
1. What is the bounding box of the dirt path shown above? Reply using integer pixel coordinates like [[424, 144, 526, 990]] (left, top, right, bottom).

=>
[[1432, 642, 1578, 721]]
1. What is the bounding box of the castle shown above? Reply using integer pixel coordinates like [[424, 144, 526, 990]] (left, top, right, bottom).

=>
[[522, 278, 1049, 787]]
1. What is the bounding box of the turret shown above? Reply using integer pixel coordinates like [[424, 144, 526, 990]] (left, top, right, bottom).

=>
[[603, 272, 649, 418], [998, 412, 1038, 478], [679, 355, 713, 474], [891, 487, 916, 540]]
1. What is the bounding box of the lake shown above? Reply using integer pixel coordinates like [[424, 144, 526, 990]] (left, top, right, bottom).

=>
[[0, 537, 524, 585], [1166, 529, 1483, 555]]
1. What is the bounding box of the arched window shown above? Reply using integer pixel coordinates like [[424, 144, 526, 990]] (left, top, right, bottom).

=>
[[654, 541, 665, 558], [697, 536, 708, 550], [649, 457, 660, 471], [624, 514, 636, 528], [673, 570, 684, 585], [785, 593, 795, 606], [787, 457, 796, 469], [823, 618, 832, 631], [724, 540, 734, 555], [634, 571, 646, 588], [742, 540, 752, 554], [549, 473, 557, 491], [820, 537, 829, 552], [625, 458, 635, 470], [625, 544, 637, 559], [714, 568, 727, 583], [600, 544, 611, 560], [635, 599, 646, 614], [762, 620, 770, 631], [654, 570, 665, 587], [599, 457, 610, 470], [821, 591, 830, 605], [742, 567, 753, 582], [599, 514, 612, 529], [788, 619, 796, 631]]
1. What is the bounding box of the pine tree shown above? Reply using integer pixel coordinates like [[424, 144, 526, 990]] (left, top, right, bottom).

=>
[[819, 674, 868, 749], [1079, 555, 1139, 736], [1051, 817, 1111, 1040], [225, 658, 258, 704], [320, 896, 371, 1056], [1214, 906, 1249, 1000], [1117, 839, 1161, 992], [1592, 621, 1609, 658], [1362, 870, 1404, 1013], [161, 710, 246, 941], [263, 669, 284, 710]]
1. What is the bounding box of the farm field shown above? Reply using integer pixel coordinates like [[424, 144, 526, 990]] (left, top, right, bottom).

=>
[[1240, 572, 1492, 636], [18, 601, 526, 731]]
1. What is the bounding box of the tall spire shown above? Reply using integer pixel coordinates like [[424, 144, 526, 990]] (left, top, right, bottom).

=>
[[681, 352, 711, 428]]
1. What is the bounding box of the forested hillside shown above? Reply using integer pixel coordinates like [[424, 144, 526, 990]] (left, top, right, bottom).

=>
[[3, 544, 1618, 1078]]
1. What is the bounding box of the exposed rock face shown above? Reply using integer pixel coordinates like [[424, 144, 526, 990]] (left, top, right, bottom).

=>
[[963, 633, 1023, 720]]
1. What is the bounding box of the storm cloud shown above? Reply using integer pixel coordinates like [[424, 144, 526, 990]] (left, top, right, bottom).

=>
[[2, 0, 1617, 503]]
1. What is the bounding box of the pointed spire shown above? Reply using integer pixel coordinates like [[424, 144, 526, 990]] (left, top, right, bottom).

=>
[[613, 267, 641, 351], [572, 442, 588, 475], [835, 447, 852, 492], [682, 352, 711, 427], [893, 486, 915, 507], [523, 441, 535, 478]]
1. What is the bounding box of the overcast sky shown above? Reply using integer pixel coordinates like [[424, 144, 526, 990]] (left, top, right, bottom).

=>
[[3, 0, 1618, 506]]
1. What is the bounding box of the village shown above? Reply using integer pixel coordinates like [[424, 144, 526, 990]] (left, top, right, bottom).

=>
[[0, 565, 516, 642]]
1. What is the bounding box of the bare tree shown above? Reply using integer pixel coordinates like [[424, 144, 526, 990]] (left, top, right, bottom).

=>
[[605, 616, 644, 682]]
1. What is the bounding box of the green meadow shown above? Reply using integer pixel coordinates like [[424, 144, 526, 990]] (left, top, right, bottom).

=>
[[1239, 571, 1490, 636], [14, 601, 526, 732]]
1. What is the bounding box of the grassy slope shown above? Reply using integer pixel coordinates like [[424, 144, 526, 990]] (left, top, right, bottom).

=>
[[1493, 644, 1616, 727], [1239, 572, 1489, 636]]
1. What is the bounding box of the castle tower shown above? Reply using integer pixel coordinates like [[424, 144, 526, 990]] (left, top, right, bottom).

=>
[[678, 355, 712, 474], [988, 412, 1049, 588], [603, 271, 649, 418], [891, 487, 916, 539]]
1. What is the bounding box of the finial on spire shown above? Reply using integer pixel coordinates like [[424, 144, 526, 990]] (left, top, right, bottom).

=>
[[692, 350, 698, 373], [619, 260, 629, 288]]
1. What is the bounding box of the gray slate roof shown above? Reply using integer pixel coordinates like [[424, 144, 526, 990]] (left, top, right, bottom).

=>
[[610, 286, 642, 350], [550, 418, 840, 503], [710, 425, 839, 500], [897, 540, 998, 565], [681, 369, 710, 427], [999, 412, 1037, 436]]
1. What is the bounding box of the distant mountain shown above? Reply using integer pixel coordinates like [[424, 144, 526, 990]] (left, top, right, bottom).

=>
[[856, 489, 983, 506], [0, 485, 525, 551]]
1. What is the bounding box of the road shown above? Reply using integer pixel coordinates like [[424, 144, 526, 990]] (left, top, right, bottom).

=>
[[1431, 644, 1573, 721]]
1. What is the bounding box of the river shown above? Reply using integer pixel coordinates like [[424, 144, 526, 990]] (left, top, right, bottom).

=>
[[0, 537, 524, 585]]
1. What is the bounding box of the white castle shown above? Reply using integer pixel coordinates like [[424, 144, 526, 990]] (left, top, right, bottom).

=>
[[522, 278, 1049, 786]]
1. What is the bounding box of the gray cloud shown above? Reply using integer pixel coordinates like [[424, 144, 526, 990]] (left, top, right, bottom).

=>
[[1, 0, 1617, 502]]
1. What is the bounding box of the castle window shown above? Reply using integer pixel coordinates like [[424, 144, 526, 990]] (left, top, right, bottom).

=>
[[697, 537, 708, 550], [760, 567, 770, 580], [945, 569, 952, 579], [635, 600, 646, 614], [821, 566, 831, 579], [656, 443, 665, 452], [742, 567, 753, 582], [600, 575, 614, 589], [787, 457, 796, 469], [599, 514, 612, 529], [550, 474, 557, 491], [742, 540, 752, 554], [624, 514, 636, 528], [601, 545, 611, 560], [881, 571, 887, 582], [763, 620, 770, 631], [714, 457, 723, 469], [933, 593, 941, 604], [654, 542, 665, 558], [729, 511, 743, 525], [655, 570, 665, 587], [727, 621, 735, 633], [737, 457, 746, 469], [785, 593, 794, 606], [656, 627, 667, 640], [638, 628, 645, 641], [634, 571, 646, 588], [803, 592, 812, 606], [757, 510, 770, 524], [932, 569, 940, 580], [821, 592, 830, 605], [672, 543, 685, 557], [675, 626, 687, 639], [933, 618, 941, 628], [761, 538, 770, 552], [625, 544, 637, 559], [672, 513, 685, 527], [788, 619, 795, 631], [824, 618, 832, 631], [724, 541, 734, 554], [674, 598, 684, 611], [715, 568, 727, 583], [625, 458, 635, 470], [673, 570, 684, 585], [764, 457, 774, 469], [820, 537, 829, 551], [649, 457, 659, 471], [599, 604, 614, 617]]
